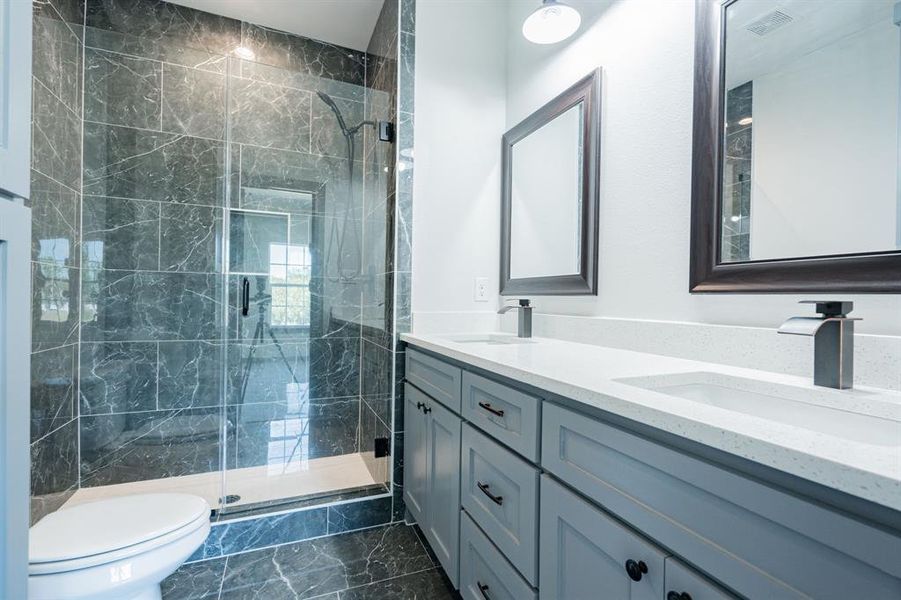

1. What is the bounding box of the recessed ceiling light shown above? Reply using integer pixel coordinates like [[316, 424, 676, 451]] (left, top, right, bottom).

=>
[[234, 46, 256, 60], [738, 117, 753, 126], [522, 0, 581, 45]]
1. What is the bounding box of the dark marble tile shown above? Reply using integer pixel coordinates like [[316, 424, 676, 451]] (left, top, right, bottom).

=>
[[82, 196, 160, 271], [83, 121, 226, 205], [227, 342, 308, 406], [396, 190, 413, 275], [79, 342, 157, 414], [160, 203, 222, 273], [85, 26, 228, 74], [162, 557, 227, 600], [240, 23, 365, 85], [80, 408, 222, 486], [327, 496, 392, 535], [31, 344, 76, 441], [359, 401, 390, 485], [158, 341, 222, 409], [30, 170, 80, 268], [190, 507, 328, 562], [31, 418, 79, 498], [219, 523, 433, 599], [340, 568, 457, 600], [399, 32, 415, 114], [81, 270, 222, 342], [367, 0, 398, 62], [239, 60, 366, 103], [34, 0, 85, 27], [162, 63, 226, 139], [33, 13, 83, 115], [392, 432, 405, 521], [32, 79, 82, 192], [230, 77, 312, 153], [309, 337, 360, 400], [311, 94, 364, 159], [400, 0, 416, 34], [85, 0, 241, 55], [360, 340, 392, 403], [84, 47, 162, 129], [30, 485, 76, 526], [31, 262, 80, 351]]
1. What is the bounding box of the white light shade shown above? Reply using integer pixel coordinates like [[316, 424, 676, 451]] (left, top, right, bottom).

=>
[[522, 1, 581, 44]]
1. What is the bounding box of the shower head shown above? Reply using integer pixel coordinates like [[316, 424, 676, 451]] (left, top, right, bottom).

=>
[[316, 91, 349, 136]]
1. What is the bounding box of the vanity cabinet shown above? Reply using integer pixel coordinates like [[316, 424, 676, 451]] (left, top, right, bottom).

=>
[[403, 381, 462, 587], [540, 475, 667, 600], [403, 344, 901, 600]]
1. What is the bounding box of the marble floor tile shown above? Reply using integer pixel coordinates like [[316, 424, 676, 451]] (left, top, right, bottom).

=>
[[338, 569, 457, 600], [162, 557, 226, 600]]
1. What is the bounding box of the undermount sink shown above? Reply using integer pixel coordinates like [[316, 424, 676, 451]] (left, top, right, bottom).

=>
[[616, 372, 901, 447], [441, 333, 536, 346]]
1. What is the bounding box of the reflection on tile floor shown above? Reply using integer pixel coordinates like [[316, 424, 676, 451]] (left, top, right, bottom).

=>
[[162, 524, 458, 600]]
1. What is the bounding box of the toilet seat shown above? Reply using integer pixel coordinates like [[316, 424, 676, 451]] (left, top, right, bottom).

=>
[[29, 493, 210, 575]]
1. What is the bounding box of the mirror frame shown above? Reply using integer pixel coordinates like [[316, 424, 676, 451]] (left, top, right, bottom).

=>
[[500, 68, 602, 296], [691, 0, 901, 293]]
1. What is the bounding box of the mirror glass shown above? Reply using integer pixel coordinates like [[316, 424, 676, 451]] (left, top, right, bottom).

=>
[[720, 0, 900, 263], [510, 103, 584, 279]]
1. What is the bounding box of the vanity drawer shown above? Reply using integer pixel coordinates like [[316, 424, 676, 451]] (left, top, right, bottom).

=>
[[461, 371, 540, 461], [405, 349, 462, 412], [462, 424, 539, 585], [460, 512, 537, 600], [542, 403, 901, 599]]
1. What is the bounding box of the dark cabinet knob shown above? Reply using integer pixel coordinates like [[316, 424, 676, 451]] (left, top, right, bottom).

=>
[[423, 404, 432, 414], [625, 559, 648, 582], [477, 581, 491, 599], [667, 592, 692, 600], [416, 401, 425, 411]]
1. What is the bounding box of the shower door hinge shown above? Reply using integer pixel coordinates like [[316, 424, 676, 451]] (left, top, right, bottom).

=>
[[374, 437, 391, 458], [378, 121, 394, 143]]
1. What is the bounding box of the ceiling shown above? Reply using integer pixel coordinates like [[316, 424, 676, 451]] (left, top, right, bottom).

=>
[[724, 0, 896, 89], [166, 0, 386, 51]]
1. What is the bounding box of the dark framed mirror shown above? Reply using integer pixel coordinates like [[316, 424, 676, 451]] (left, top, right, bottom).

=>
[[691, 0, 901, 293], [500, 68, 601, 296]]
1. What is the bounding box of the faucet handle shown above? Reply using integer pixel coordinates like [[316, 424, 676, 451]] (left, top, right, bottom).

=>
[[799, 300, 853, 317]]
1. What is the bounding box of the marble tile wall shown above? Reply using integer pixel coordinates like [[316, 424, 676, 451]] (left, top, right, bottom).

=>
[[722, 81, 752, 262], [73, 0, 397, 505], [29, 0, 84, 524]]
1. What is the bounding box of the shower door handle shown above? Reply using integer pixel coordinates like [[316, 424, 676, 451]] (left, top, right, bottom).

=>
[[241, 277, 250, 316]]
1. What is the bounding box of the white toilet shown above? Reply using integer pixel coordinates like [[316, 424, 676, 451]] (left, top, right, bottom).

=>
[[29, 493, 211, 600]]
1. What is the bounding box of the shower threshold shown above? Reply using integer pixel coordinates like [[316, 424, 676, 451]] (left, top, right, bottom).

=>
[[63, 452, 380, 512]]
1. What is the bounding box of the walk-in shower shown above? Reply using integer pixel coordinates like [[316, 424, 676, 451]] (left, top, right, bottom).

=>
[[28, 0, 401, 521]]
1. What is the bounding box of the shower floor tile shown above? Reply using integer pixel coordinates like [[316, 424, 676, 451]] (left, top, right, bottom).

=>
[[64, 452, 378, 511], [162, 524, 459, 600]]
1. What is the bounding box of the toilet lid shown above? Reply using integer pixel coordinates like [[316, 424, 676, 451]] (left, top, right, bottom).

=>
[[30, 493, 210, 564]]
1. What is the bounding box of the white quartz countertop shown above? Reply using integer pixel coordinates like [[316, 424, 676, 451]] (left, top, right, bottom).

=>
[[400, 332, 901, 512]]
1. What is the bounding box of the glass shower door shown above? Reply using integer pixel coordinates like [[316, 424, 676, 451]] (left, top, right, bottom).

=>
[[219, 55, 382, 513]]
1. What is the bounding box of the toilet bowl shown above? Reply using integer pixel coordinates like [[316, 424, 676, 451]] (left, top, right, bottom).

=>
[[29, 493, 211, 600]]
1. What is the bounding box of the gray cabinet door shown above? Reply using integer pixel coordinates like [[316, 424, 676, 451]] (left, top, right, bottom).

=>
[[424, 397, 462, 588], [403, 383, 428, 525], [406, 349, 462, 412], [461, 371, 541, 461], [540, 476, 667, 600], [460, 513, 537, 600], [664, 558, 737, 600]]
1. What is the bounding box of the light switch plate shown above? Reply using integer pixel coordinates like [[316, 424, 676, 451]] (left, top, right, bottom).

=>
[[474, 277, 489, 302]]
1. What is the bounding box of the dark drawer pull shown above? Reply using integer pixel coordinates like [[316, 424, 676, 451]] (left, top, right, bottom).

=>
[[477, 581, 491, 600], [478, 401, 505, 417], [477, 481, 503, 505], [625, 559, 648, 582], [667, 592, 692, 600]]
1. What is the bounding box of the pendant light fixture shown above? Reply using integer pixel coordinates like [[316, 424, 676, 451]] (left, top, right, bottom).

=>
[[522, 0, 582, 45]]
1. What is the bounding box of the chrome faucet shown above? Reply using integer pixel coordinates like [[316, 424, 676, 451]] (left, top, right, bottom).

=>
[[498, 299, 533, 338], [777, 301, 860, 389]]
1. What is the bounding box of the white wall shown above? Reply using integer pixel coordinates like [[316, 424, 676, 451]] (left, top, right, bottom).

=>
[[413, 0, 901, 340], [751, 19, 899, 259], [412, 0, 507, 329]]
